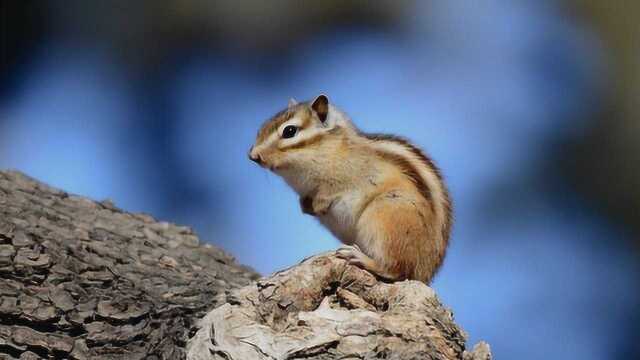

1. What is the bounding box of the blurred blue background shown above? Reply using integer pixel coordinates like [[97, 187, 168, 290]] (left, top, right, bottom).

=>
[[2, 1, 639, 358]]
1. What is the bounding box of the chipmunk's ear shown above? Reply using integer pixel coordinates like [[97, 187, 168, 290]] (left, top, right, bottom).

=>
[[311, 94, 329, 123], [288, 98, 298, 108]]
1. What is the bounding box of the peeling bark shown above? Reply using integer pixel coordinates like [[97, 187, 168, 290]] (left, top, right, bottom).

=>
[[186, 253, 491, 360], [0, 170, 491, 359]]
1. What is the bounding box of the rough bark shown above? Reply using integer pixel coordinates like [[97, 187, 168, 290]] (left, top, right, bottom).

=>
[[0, 170, 491, 359], [0, 171, 259, 359], [186, 253, 490, 360]]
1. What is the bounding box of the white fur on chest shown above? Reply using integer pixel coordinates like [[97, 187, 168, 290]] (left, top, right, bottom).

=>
[[318, 190, 362, 245]]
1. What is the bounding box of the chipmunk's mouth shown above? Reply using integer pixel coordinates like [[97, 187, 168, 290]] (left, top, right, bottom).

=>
[[270, 160, 294, 173]]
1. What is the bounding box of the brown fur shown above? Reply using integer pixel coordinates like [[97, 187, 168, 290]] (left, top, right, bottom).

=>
[[250, 98, 452, 284], [363, 133, 452, 246], [256, 105, 313, 143], [283, 126, 341, 151]]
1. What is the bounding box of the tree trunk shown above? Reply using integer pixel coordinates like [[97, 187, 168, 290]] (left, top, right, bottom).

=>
[[0, 170, 490, 359]]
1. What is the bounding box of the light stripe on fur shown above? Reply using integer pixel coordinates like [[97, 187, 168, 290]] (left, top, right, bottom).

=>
[[365, 136, 451, 247]]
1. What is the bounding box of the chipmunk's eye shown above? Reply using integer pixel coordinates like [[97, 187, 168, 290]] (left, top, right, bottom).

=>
[[282, 125, 298, 139]]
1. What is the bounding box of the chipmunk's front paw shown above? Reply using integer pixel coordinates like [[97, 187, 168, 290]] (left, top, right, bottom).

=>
[[335, 244, 367, 267], [299, 193, 334, 216], [312, 194, 334, 216]]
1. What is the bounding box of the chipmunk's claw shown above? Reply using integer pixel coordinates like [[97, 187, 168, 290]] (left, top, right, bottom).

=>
[[336, 244, 366, 267]]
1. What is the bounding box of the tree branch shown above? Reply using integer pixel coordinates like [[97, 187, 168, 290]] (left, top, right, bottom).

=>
[[0, 170, 490, 359], [187, 252, 490, 360]]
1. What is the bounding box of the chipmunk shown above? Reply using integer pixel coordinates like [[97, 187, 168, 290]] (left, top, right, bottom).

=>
[[249, 95, 451, 283]]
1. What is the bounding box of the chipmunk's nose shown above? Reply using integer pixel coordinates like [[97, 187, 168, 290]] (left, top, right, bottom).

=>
[[248, 147, 263, 165]]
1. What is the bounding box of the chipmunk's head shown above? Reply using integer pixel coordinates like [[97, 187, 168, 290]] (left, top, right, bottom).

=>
[[249, 95, 354, 173]]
